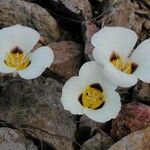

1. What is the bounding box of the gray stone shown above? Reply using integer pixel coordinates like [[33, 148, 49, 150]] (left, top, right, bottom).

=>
[[104, 0, 147, 30], [135, 82, 150, 104], [0, 77, 76, 150], [47, 0, 92, 19], [0, 0, 60, 43], [0, 127, 38, 150], [81, 130, 114, 150], [80, 115, 98, 131]]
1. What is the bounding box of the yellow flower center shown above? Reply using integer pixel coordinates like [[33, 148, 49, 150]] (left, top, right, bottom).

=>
[[4, 47, 31, 71], [110, 52, 138, 74], [79, 83, 105, 110]]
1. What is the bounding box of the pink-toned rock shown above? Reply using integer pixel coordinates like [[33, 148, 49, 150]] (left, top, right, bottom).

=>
[[49, 41, 83, 81], [84, 22, 99, 60], [109, 126, 150, 150], [111, 102, 150, 140]]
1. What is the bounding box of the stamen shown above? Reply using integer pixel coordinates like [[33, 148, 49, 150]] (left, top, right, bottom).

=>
[[78, 83, 105, 110], [4, 47, 31, 71]]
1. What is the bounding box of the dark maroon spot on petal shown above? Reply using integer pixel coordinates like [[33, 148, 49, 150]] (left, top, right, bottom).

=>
[[11, 47, 23, 54], [131, 63, 138, 74], [110, 52, 120, 61], [90, 83, 103, 92], [27, 61, 31, 67], [4, 60, 7, 65], [78, 94, 83, 105], [94, 101, 105, 110]]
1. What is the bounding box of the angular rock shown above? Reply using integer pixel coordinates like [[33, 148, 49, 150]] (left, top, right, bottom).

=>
[[101, 0, 142, 32], [0, 127, 38, 150], [0, 77, 76, 150], [79, 115, 110, 135], [97, 0, 149, 39], [139, 0, 150, 7], [20, 0, 37, 2], [0, 0, 60, 43], [81, 130, 114, 150], [143, 20, 150, 30], [84, 22, 99, 60], [109, 126, 150, 150], [49, 41, 83, 81], [111, 102, 150, 140], [47, 0, 92, 20], [80, 115, 98, 131], [21, 0, 37, 2]]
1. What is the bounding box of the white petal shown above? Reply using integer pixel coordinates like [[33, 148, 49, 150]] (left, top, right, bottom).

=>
[[83, 91, 121, 123], [79, 61, 117, 90], [18, 66, 45, 80], [92, 27, 137, 61], [30, 46, 54, 68], [18, 46, 54, 79], [93, 48, 108, 68], [103, 63, 138, 87], [61, 77, 84, 115], [131, 39, 150, 83], [131, 39, 150, 64], [0, 60, 15, 73], [0, 24, 40, 54], [134, 66, 150, 83]]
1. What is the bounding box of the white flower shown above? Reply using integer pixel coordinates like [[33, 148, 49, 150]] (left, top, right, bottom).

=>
[[61, 61, 121, 123], [92, 27, 150, 87], [0, 25, 54, 79]]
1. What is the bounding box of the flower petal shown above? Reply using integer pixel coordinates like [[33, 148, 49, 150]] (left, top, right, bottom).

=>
[[92, 27, 137, 61], [134, 66, 150, 83], [131, 39, 150, 83], [61, 76, 84, 115], [83, 91, 121, 123], [18, 66, 45, 80], [0, 24, 40, 54], [79, 61, 117, 90], [18, 46, 53, 79], [131, 39, 150, 64], [103, 63, 138, 87], [30, 46, 54, 68], [93, 48, 108, 68]]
